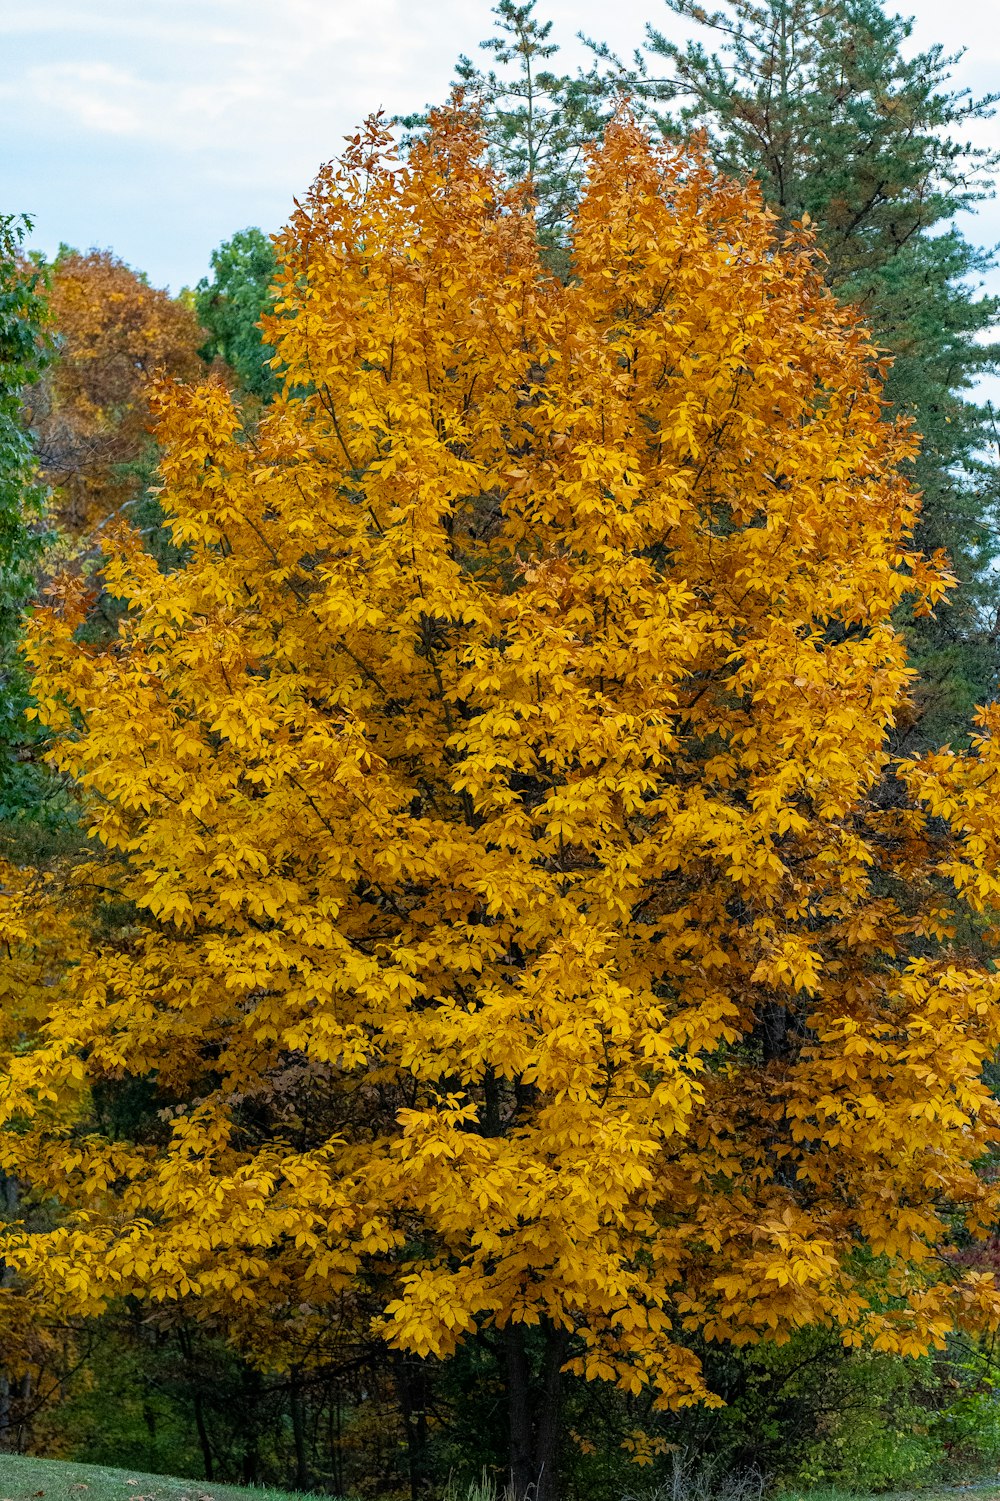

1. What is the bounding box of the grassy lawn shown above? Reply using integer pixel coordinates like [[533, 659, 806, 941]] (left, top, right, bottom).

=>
[[0, 1457, 301, 1501], [3, 1456, 1000, 1501]]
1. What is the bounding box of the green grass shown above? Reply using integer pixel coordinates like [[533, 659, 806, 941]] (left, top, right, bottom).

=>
[[0, 1457, 305, 1501], [778, 1486, 1000, 1501]]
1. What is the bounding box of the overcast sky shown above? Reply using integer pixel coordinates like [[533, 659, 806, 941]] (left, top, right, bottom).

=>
[[3, 0, 1000, 294]]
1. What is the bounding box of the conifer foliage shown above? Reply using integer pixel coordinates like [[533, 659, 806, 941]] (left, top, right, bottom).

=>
[[425, 1, 612, 254], [5, 110, 1000, 1495]]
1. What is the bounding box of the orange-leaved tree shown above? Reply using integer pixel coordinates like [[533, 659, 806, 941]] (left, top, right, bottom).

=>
[[4, 107, 1000, 1497], [27, 249, 205, 536]]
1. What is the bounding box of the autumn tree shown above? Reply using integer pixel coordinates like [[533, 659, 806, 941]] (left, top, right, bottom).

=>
[[452, 0, 1000, 746], [7, 110, 1000, 1499], [27, 249, 205, 536]]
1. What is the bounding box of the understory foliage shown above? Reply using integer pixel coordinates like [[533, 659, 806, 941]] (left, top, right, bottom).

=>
[[8, 105, 1000, 1495]]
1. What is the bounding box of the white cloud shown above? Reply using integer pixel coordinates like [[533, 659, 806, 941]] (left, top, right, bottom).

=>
[[1, 0, 998, 289], [4, 61, 147, 136]]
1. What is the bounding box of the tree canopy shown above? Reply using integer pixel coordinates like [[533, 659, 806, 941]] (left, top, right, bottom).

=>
[[636, 0, 1000, 744], [27, 249, 204, 537], [193, 228, 278, 404], [450, 0, 1000, 746]]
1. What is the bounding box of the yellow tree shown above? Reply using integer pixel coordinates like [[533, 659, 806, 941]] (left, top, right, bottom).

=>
[[4, 108, 1000, 1496]]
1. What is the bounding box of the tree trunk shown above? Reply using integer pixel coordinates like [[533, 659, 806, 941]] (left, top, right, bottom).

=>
[[534, 1328, 567, 1501], [192, 1387, 214, 1482], [177, 1325, 214, 1481], [395, 1352, 430, 1501], [504, 1323, 568, 1501], [290, 1365, 310, 1492], [504, 1327, 533, 1501], [327, 1389, 344, 1498], [240, 1364, 261, 1485]]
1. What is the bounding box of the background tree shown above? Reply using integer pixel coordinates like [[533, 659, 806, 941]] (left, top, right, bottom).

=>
[[0, 215, 57, 833], [641, 0, 996, 279], [401, 2, 615, 263], [0, 218, 57, 1409], [6, 108, 1000, 1499], [27, 249, 205, 538], [193, 228, 278, 404]]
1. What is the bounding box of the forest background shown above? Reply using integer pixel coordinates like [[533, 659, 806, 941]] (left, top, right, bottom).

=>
[[7, 0, 1000, 1496]]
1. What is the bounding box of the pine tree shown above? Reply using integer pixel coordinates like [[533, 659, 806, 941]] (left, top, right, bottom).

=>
[[400, 2, 614, 266]]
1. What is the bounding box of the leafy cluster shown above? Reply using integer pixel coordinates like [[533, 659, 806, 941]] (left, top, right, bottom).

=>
[[454, 0, 1000, 747], [635, 0, 1000, 744], [193, 228, 278, 404], [27, 248, 205, 540], [0, 215, 54, 827]]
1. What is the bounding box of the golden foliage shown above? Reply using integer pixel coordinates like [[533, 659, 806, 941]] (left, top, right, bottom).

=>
[[4, 107, 1000, 1406]]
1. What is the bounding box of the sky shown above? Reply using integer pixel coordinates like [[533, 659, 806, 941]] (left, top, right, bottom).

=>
[[3, 0, 1000, 295]]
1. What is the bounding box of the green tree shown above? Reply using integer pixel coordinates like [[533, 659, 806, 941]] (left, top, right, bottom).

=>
[[402, 2, 616, 263], [193, 227, 277, 402], [642, 0, 996, 278], [0, 214, 55, 830]]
